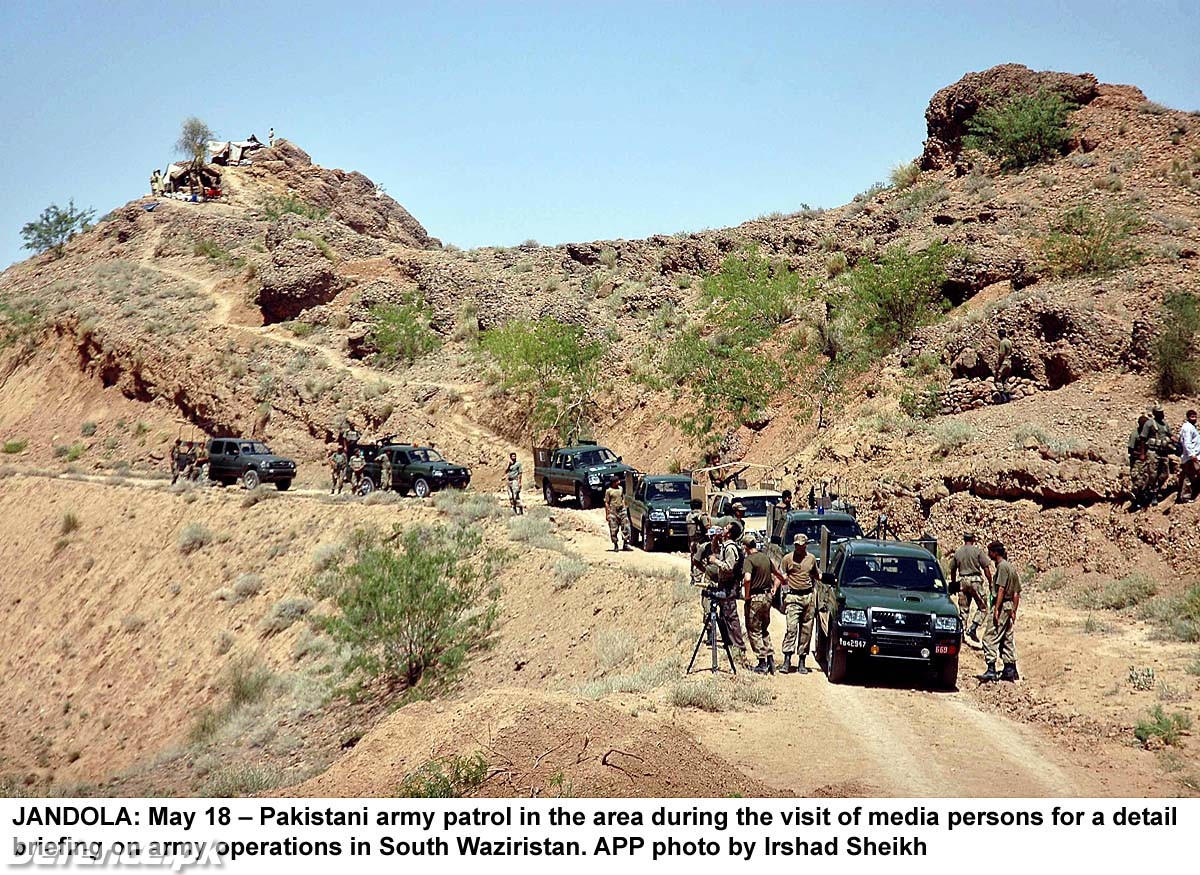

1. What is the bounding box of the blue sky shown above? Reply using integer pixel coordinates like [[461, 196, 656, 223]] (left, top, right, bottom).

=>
[[1, 0, 1197, 267]]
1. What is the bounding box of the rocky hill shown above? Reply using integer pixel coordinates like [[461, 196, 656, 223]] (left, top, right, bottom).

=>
[[1, 63, 1198, 797]]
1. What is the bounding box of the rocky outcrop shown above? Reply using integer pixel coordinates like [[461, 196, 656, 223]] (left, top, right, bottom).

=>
[[256, 237, 343, 323], [921, 64, 1100, 170], [940, 452, 1126, 506]]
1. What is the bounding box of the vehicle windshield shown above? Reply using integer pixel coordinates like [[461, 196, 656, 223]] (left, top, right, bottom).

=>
[[577, 448, 617, 467], [410, 448, 445, 463], [647, 481, 690, 501], [841, 553, 945, 591], [734, 496, 777, 517], [785, 519, 864, 544], [239, 442, 271, 455]]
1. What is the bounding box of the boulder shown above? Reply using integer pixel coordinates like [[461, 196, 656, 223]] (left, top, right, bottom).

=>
[[256, 238, 342, 323]]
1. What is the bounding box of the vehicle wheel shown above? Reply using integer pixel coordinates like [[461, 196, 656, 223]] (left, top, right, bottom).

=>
[[577, 485, 593, 510], [936, 654, 960, 691], [543, 480, 556, 506], [826, 622, 848, 684], [276, 480, 291, 492], [413, 478, 432, 499], [242, 469, 260, 490], [644, 525, 657, 552], [358, 476, 375, 496]]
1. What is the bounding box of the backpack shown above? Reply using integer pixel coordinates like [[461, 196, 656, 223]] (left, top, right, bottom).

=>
[[720, 541, 745, 584]]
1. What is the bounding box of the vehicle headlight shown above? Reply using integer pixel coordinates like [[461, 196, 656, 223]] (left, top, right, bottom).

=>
[[648, 510, 666, 522], [934, 615, 959, 632], [587, 473, 601, 484], [840, 609, 868, 627], [432, 470, 444, 477]]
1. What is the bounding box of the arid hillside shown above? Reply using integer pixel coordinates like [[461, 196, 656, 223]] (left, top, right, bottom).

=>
[[1, 63, 1198, 798]]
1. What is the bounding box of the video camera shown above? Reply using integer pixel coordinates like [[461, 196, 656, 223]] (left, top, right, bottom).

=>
[[700, 585, 735, 601]]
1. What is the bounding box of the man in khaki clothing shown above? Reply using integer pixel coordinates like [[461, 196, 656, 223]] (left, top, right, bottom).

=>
[[742, 534, 785, 674], [949, 531, 993, 645], [779, 533, 819, 674], [604, 475, 632, 551], [978, 540, 1022, 683]]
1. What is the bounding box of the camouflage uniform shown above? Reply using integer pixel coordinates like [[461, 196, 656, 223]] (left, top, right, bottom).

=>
[[1137, 414, 1175, 503], [604, 484, 631, 548], [744, 549, 777, 667], [982, 559, 1021, 670], [331, 450, 347, 494], [950, 541, 991, 636], [506, 458, 524, 514], [378, 452, 393, 491], [685, 509, 711, 584], [704, 539, 746, 652]]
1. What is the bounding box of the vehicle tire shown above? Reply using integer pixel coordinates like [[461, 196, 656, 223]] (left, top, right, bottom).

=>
[[358, 476, 375, 496], [276, 480, 291, 492], [825, 622, 849, 684], [644, 525, 657, 552], [577, 485, 593, 510], [543, 480, 556, 506], [936, 654, 959, 691], [413, 478, 432, 499], [242, 469, 260, 490]]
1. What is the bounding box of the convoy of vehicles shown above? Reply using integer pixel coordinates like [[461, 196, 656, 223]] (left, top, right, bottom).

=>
[[533, 441, 634, 509]]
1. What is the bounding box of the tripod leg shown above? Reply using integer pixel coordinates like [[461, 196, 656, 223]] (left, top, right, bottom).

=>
[[688, 611, 714, 674], [714, 610, 737, 674]]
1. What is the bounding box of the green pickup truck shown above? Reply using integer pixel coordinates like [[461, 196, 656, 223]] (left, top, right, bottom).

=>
[[624, 472, 692, 551], [534, 442, 634, 509], [815, 535, 962, 690]]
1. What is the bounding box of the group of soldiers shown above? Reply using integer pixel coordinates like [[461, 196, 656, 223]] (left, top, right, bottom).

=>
[[683, 502, 816, 675], [169, 439, 206, 484], [948, 532, 1021, 683], [1127, 405, 1200, 510], [327, 444, 371, 495]]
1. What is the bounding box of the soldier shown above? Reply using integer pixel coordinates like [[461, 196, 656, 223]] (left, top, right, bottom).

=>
[[330, 446, 348, 494], [505, 452, 524, 515], [778, 490, 794, 513], [377, 449, 393, 492], [1128, 413, 1149, 468], [949, 531, 994, 644], [995, 328, 1014, 403], [150, 169, 163, 197], [181, 441, 198, 481], [728, 502, 747, 541], [169, 438, 183, 484], [702, 525, 747, 661], [191, 442, 208, 482], [604, 475, 632, 551], [977, 540, 1022, 683], [1139, 404, 1176, 505], [779, 533, 819, 674], [1177, 409, 1199, 504], [743, 534, 785, 674], [348, 448, 366, 493], [685, 499, 710, 584], [268, 127, 275, 147]]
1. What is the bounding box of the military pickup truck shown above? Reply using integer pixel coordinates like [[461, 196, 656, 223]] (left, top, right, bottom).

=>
[[767, 508, 863, 560], [205, 438, 297, 490], [815, 532, 961, 690], [624, 472, 692, 551], [534, 442, 633, 509], [357, 442, 471, 498]]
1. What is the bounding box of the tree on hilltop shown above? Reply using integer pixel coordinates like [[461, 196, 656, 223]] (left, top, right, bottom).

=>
[[176, 116, 215, 172], [20, 200, 95, 259]]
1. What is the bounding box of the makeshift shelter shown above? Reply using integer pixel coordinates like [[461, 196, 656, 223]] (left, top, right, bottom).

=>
[[163, 162, 221, 195], [209, 135, 265, 165]]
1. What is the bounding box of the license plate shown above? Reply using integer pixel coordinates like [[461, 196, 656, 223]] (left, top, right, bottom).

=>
[[935, 645, 951, 654], [840, 638, 867, 649]]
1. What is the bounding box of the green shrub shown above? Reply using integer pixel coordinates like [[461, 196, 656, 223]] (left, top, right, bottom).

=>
[[889, 161, 920, 189], [891, 183, 949, 221], [21, 200, 95, 258], [314, 524, 498, 691], [193, 239, 246, 268], [899, 383, 942, 419], [368, 296, 440, 367], [80, 422, 97, 437], [554, 555, 589, 588], [1155, 292, 1200, 397], [432, 489, 502, 523], [1040, 203, 1142, 276], [228, 658, 273, 706], [1099, 573, 1157, 609], [260, 195, 328, 222], [825, 251, 848, 278], [480, 319, 604, 442], [599, 247, 618, 269], [964, 89, 1076, 170], [1140, 583, 1200, 641], [1134, 705, 1192, 746], [842, 242, 954, 353], [200, 764, 283, 797], [2, 440, 27, 454], [397, 753, 488, 797]]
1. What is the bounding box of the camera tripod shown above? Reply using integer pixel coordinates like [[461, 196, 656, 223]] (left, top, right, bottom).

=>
[[687, 591, 738, 675]]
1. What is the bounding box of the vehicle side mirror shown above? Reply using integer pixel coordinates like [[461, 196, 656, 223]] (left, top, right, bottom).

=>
[[616, 456, 623, 463], [821, 571, 836, 586]]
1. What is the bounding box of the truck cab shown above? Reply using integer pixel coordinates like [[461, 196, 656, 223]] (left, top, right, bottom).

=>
[[815, 536, 961, 689], [625, 473, 692, 551], [534, 442, 633, 509]]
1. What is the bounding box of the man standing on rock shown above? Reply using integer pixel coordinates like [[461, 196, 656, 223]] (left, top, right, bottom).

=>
[[170, 438, 183, 484], [949, 531, 993, 644], [604, 475, 632, 551], [743, 534, 785, 674], [779, 533, 819, 674], [505, 452, 524, 515], [994, 328, 1014, 403], [977, 541, 1021, 683], [1177, 409, 1199, 504]]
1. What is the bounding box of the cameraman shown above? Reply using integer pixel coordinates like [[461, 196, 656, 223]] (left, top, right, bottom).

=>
[[698, 524, 747, 661]]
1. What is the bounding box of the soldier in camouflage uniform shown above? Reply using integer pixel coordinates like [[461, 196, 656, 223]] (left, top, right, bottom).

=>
[[604, 476, 632, 551], [377, 450, 393, 492], [995, 328, 1014, 403], [701, 525, 747, 659], [779, 533, 819, 674], [685, 499, 710, 585], [1136, 405, 1175, 507], [330, 447, 348, 494]]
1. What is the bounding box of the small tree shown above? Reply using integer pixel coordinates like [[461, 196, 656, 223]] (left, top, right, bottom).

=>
[[964, 89, 1076, 171], [368, 296, 441, 366], [843, 242, 954, 352], [20, 200, 95, 258], [480, 319, 604, 442], [1156, 292, 1200, 397], [316, 525, 498, 691], [176, 116, 215, 171]]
